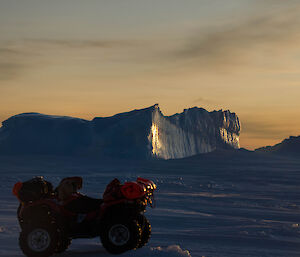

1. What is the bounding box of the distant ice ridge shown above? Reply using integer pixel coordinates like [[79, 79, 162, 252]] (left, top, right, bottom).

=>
[[0, 104, 240, 159]]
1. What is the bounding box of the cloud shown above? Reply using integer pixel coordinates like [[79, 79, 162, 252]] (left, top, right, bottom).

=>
[[241, 120, 294, 139], [0, 48, 26, 80], [193, 97, 214, 104], [0, 48, 21, 56], [0, 38, 143, 80], [2, 3, 300, 80], [171, 6, 300, 69], [24, 39, 143, 49], [0, 62, 24, 80]]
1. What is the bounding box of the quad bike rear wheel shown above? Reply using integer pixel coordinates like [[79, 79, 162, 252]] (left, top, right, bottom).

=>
[[137, 214, 151, 248], [100, 218, 142, 254], [19, 221, 63, 257], [54, 236, 71, 253]]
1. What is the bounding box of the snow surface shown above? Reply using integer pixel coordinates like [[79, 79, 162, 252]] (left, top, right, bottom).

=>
[[1, 151, 300, 257], [0, 105, 240, 159]]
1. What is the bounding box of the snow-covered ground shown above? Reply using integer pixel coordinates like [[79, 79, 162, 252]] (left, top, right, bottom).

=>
[[1, 152, 300, 257]]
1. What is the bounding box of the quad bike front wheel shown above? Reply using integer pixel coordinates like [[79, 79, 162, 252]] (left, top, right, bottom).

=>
[[19, 221, 63, 257], [137, 214, 151, 248], [100, 219, 142, 254]]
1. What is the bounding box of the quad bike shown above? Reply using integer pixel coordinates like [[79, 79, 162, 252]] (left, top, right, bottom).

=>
[[13, 176, 156, 256]]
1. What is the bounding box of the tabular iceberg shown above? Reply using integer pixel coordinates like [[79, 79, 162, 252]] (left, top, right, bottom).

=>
[[0, 104, 241, 159]]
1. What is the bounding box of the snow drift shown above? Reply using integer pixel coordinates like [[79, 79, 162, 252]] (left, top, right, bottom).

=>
[[0, 104, 240, 159]]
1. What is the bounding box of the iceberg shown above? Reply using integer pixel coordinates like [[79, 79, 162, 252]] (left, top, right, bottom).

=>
[[0, 105, 241, 159]]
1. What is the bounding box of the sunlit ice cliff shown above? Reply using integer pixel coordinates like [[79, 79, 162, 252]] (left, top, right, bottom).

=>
[[0, 104, 241, 159]]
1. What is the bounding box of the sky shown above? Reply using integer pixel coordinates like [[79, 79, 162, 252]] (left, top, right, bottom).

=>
[[1, 0, 300, 150]]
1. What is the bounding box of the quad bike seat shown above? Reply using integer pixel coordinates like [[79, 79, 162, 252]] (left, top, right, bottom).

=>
[[55, 176, 103, 213]]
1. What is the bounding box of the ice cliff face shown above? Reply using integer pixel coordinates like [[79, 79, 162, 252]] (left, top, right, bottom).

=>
[[0, 105, 240, 159], [149, 105, 240, 159]]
